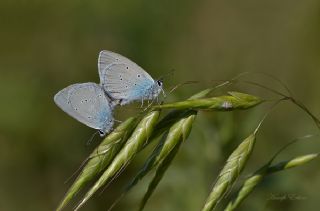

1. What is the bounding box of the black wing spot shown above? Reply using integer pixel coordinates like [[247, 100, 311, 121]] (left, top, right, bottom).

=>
[[134, 83, 137, 86], [126, 66, 129, 69], [137, 74, 141, 78]]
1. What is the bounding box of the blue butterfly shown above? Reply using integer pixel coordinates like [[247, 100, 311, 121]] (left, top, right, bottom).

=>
[[54, 82, 114, 136], [98, 50, 165, 106]]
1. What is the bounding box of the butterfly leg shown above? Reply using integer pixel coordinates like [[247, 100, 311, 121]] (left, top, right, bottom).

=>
[[162, 89, 166, 98], [143, 97, 157, 111]]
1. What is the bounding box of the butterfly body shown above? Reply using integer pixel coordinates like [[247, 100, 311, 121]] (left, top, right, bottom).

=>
[[98, 50, 164, 106], [54, 82, 114, 136]]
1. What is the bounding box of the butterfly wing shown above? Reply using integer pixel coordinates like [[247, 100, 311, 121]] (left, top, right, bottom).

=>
[[98, 50, 155, 103], [54, 82, 114, 132]]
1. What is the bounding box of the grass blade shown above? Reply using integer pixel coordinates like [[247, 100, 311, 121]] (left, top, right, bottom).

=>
[[56, 117, 138, 211], [74, 110, 160, 210], [201, 133, 256, 211]]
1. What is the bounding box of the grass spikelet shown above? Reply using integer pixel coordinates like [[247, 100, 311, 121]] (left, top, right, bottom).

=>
[[154, 92, 263, 111], [201, 133, 256, 211], [224, 153, 319, 211], [153, 110, 196, 165], [267, 153, 319, 174], [56, 117, 138, 211], [126, 110, 197, 191], [149, 90, 261, 143], [74, 110, 160, 210]]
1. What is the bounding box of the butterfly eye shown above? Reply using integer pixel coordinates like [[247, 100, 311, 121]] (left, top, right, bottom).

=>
[[157, 80, 163, 86]]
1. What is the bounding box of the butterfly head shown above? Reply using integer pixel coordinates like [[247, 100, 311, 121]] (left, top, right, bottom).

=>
[[156, 79, 163, 87]]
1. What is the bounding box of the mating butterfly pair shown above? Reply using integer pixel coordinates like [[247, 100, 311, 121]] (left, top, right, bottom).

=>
[[54, 50, 164, 136]]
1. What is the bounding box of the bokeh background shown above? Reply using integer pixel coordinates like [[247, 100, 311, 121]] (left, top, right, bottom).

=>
[[1, 0, 320, 210]]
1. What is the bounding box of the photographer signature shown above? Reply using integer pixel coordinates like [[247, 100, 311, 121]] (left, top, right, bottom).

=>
[[268, 193, 307, 201]]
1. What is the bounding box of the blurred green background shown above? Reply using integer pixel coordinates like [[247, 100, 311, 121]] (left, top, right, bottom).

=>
[[1, 0, 320, 210]]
